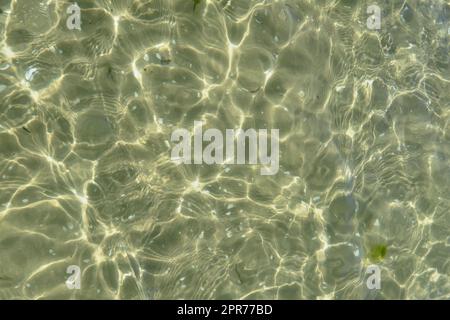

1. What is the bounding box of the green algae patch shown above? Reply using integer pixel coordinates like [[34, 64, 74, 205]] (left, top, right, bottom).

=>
[[369, 244, 388, 262]]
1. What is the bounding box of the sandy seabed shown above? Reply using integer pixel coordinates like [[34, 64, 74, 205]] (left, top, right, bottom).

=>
[[0, 0, 449, 299]]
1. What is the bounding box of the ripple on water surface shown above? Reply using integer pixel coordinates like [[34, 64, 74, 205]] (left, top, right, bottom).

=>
[[0, 0, 449, 299]]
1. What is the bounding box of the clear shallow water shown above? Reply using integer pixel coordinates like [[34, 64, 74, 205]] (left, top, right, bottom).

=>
[[0, 0, 449, 299]]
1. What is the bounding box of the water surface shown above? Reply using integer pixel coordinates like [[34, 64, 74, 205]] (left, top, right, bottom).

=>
[[0, 0, 449, 299]]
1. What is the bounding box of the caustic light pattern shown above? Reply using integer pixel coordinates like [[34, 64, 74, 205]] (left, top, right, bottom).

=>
[[0, 0, 449, 300]]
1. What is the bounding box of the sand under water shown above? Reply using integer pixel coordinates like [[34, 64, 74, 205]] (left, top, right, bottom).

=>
[[0, 0, 449, 299]]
